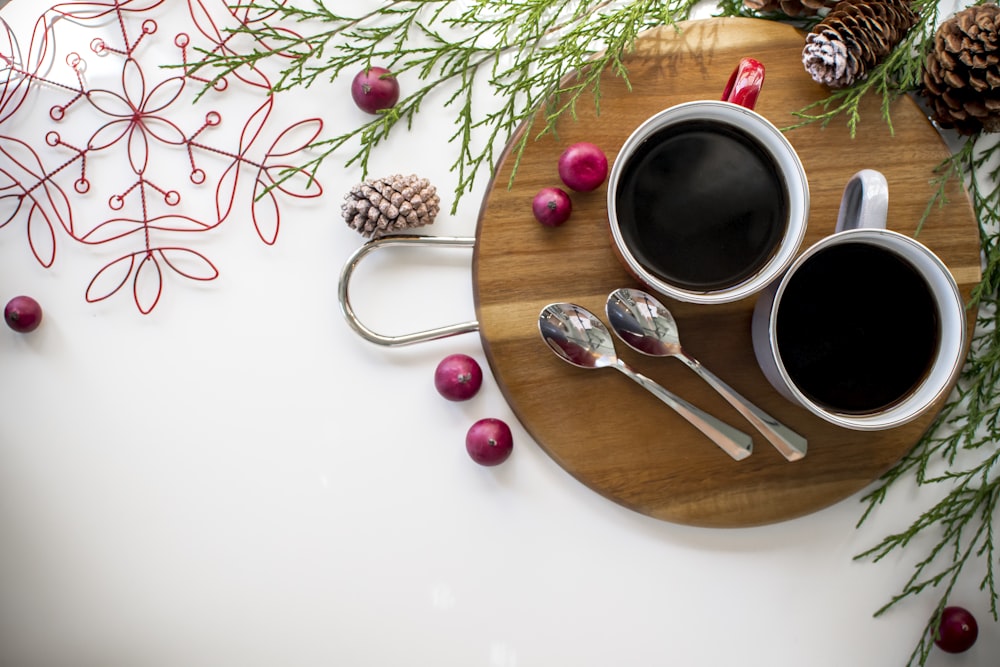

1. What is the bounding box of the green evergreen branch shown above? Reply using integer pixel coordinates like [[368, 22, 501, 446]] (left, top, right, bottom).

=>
[[853, 133, 1000, 666], [190, 0, 702, 213]]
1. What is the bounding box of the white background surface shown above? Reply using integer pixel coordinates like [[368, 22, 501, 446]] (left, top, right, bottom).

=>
[[0, 1, 995, 666]]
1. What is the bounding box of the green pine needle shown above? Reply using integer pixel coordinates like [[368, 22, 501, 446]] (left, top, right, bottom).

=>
[[189, 0, 702, 213], [852, 133, 1000, 666]]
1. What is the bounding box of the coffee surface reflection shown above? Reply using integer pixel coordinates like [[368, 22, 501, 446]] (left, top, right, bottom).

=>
[[775, 242, 939, 414], [615, 120, 788, 291]]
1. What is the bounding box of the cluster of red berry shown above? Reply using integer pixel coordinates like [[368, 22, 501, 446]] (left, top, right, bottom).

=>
[[532, 142, 609, 227], [434, 354, 512, 466]]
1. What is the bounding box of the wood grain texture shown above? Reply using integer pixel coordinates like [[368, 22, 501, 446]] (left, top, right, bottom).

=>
[[471, 18, 981, 527]]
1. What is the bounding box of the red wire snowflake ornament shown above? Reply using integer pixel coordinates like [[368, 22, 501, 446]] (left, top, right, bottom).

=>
[[0, 0, 324, 314]]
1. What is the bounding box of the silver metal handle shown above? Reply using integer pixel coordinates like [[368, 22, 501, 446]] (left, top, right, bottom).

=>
[[678, 352, 807, 461], [337, 235, 479, 346], [614, 360, 754, 461]]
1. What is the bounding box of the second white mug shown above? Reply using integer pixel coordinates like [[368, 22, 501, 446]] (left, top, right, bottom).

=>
[[751, 169, 967, 431]]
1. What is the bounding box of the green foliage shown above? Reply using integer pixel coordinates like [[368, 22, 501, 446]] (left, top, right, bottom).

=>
[[192, 0, 703, 212], [853, 134, 1000, 667]]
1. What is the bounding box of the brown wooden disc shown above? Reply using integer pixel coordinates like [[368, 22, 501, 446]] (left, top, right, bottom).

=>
[[472, 18, 981, 527]]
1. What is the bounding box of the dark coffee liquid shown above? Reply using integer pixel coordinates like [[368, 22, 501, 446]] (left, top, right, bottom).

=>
[[776, 243, 939, 414], [615, 120, 788, 290]]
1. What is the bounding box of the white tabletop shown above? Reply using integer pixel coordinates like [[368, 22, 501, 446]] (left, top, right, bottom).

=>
[[0, 1, 994, 665]]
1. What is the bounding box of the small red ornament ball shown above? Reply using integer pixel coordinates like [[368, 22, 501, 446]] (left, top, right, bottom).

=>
[[4, 295, 43, 333], [465, 418, 513, 466], [935, 606, 978, 654], [351, 66, 400, 114], [532, 186, 572, 227], [557, 141, 608, 192], [434, 353, 483, 401]]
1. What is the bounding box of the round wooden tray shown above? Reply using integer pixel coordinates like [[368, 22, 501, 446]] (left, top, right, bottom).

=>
[[472, 18, 982, 528]]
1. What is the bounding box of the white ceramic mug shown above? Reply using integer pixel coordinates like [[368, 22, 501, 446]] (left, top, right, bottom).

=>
[[607, 57, 810, 304], [751, 169, 967, 431]]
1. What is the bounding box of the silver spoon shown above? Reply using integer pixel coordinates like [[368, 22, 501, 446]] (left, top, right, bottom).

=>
[[606, 288, 808, 462], [538, 302, 753, 461]]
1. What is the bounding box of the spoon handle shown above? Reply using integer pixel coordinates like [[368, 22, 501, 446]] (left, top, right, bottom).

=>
[[614, 360, 753, 461], [677, 352, 807, 462]]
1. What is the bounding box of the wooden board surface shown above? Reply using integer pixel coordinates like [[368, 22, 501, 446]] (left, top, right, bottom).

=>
[[471, 18, 982, 528]]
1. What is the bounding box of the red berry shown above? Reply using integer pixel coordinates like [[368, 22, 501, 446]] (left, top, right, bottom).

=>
[[351, 66, 400, 114], [4, 295, 42, 333], [557, 141, 608, 192], [532, 187, 572, 227], [935, 606, 978, 653], [465, 418, 513, 466], [434, 353, 483, 401]]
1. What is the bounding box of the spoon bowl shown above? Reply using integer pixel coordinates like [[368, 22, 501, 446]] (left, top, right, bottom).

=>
[[538, 307, 618, 370], [538, 302, 752, 461], [606, 288, 807, 461]]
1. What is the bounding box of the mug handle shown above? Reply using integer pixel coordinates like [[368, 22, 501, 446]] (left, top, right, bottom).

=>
[[721, 57, 765, 110], [835, 169, 889, 232]]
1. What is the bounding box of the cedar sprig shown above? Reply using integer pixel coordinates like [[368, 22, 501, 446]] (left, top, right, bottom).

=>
[[187, 0, 702, 213], [853, 134, 1000, 667]]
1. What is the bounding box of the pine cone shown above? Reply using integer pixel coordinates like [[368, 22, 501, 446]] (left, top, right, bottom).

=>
[[802, 0, 918, 89], [744, 0, 837, 17], [341, 174, 440, 238], [923, 3, 1000, 135]]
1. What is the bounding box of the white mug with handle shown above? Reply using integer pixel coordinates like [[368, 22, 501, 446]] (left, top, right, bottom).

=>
[[751, 169, 968, 431]]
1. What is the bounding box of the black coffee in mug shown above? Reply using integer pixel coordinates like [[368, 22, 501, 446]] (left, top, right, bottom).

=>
[[614, 120, 788, 291], [775, 242, 940, 414]]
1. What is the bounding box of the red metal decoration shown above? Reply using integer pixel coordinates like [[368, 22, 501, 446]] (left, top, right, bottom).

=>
[[0, 0, 324, 313]]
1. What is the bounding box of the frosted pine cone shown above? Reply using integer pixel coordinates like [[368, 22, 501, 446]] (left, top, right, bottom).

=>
[[802, 0, 918, 89], [923, 3, 1000, 134], [341, 174, 440, 238]]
